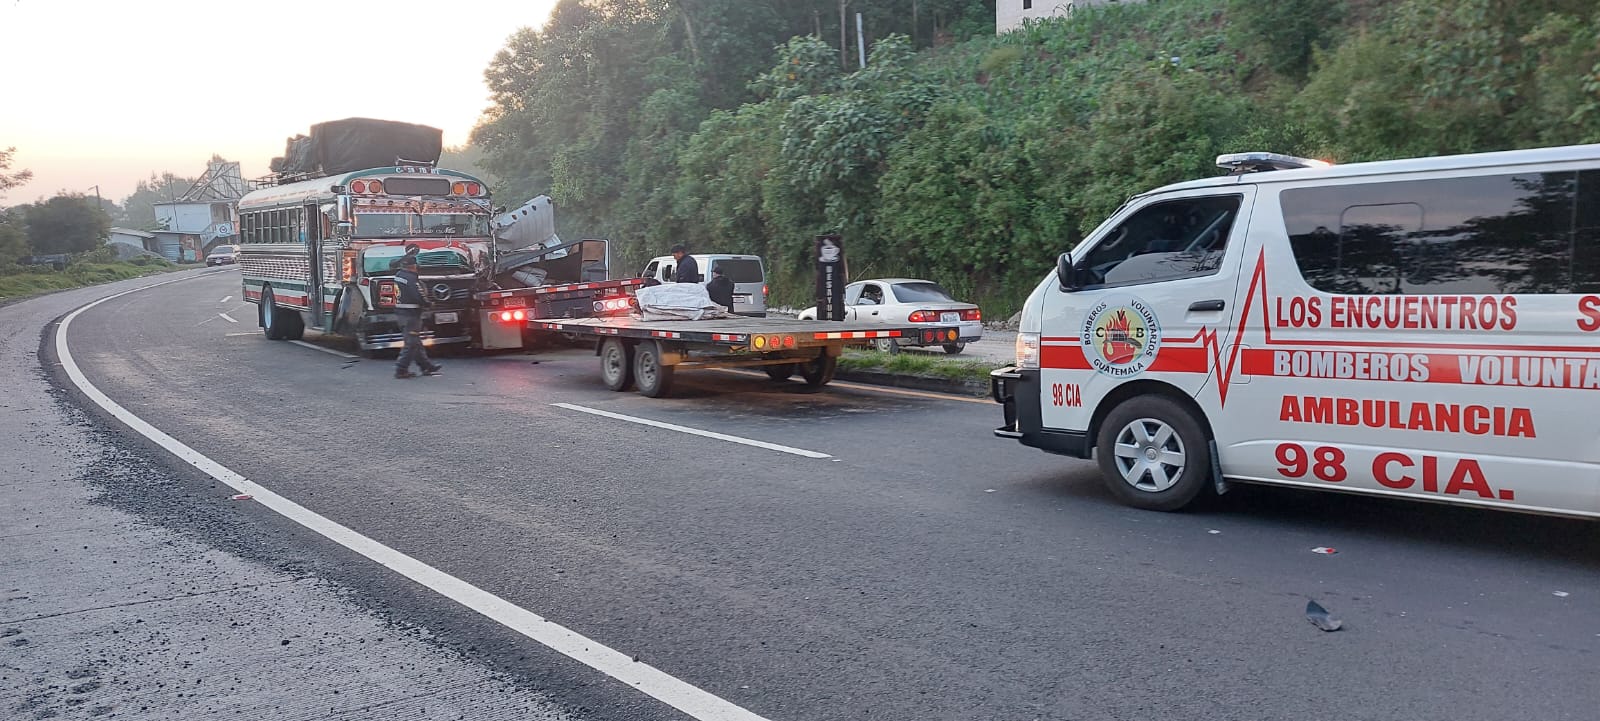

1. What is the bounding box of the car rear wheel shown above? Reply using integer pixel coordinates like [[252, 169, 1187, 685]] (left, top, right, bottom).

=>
[[942, 342, 966, 355], [600, 339, 635, 391], [1095, 395, 1211, 511], [633, 340, 676, 398]]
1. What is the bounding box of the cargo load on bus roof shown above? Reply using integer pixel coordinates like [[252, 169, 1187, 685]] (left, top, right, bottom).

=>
[[268, 118, 443, 177]]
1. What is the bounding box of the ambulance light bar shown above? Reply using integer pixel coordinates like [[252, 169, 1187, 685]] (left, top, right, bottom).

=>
[[1216, 152, 1332, 174]]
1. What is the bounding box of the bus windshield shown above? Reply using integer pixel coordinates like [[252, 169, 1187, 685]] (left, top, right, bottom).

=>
[[354, 212, 490, 238]]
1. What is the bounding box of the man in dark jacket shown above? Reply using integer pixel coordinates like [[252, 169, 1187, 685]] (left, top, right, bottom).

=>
[[670, 244, 700, 283], [706, 266, 736, 313], [392, 253, 442, 379]]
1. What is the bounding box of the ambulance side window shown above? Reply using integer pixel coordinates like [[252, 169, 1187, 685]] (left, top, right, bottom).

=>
[[1075, 195, 1241, 289], [1285, 171, 1584, 295]]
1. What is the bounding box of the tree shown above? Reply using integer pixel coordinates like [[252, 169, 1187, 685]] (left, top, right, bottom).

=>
[[26, 194, 109, 254], [0, 147, 32, 203], [0, 208, 27, 267]]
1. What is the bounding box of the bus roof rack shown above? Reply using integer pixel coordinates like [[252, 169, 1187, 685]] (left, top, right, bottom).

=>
[[1216, 152, 1332, 175]]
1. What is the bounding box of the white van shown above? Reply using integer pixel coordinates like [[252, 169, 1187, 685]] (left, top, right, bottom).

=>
[[640, 253, 768, 317], [992, 145, 1600, 519]]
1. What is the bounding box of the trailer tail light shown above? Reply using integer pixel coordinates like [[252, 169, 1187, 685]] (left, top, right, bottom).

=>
[[921, 328, 960, 344], [591, 296, 633, 315], [962, 308, 981, 321], [908, 310, 939, 323], [494, 309, 526, 323], [782, 335, 795, 348], [376, 281, 398, 308]]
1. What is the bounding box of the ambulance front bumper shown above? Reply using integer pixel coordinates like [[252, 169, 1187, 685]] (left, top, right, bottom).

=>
[[990, 366, 1092, 458]]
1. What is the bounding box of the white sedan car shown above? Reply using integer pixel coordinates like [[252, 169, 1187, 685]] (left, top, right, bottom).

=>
[[798, 278, 982, 354]]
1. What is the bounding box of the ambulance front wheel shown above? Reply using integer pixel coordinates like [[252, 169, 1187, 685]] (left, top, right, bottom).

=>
[[1095, 395, 1210, 512]]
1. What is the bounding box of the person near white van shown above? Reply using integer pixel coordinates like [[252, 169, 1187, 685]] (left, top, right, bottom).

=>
[[992, 145, 1600, 520], [641, 251, 769, 317], [670, 244, 700, 283]]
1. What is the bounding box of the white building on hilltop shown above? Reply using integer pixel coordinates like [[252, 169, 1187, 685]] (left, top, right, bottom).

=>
[[997, 0, 1130, 34]]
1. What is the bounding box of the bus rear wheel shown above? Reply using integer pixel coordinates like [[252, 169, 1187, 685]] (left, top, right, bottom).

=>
[[260, 288, 304, 341]]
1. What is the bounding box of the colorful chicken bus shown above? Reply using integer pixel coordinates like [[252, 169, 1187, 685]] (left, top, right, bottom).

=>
[[237, 165, 495, 354]]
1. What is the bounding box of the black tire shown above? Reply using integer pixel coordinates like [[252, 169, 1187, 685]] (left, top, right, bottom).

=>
[[633, 340, 676, 398], [280, 306, 305, 340], [764, 364, 795, 381], [600, 338, 635, 391], [942, 342, 966, 355], [797, 354, 837, 387], [873, 338, 900, 354], [261, 288, 285, 340], [1094, 395, 1211, 512]]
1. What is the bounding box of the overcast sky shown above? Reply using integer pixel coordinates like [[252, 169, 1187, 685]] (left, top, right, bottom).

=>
[[0, 0, 558, 203]]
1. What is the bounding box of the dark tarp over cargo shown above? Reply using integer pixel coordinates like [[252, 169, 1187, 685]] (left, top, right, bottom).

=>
[[269, 118, 443, 177]]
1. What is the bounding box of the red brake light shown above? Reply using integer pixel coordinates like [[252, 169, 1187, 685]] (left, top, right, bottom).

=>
[[466, 182, 482, 196], [908, 310, 938, 323], [512, 309, 526, 321], [367, 179, 383, 194], [763, 284, 769, 297], [350, 180, 367, 194], [962, 308, 982, 321]]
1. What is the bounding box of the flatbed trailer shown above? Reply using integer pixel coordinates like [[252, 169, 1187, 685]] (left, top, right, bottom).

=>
[[530, 315, 963, 398]]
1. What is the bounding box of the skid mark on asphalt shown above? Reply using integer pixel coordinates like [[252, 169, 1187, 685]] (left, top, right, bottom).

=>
[[56, 278, 776, 721], [552, 402, 832, 459]]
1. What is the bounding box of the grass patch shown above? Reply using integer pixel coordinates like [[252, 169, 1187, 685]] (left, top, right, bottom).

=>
[[0, 260, 182, 303], [836, 349, 998, 385]]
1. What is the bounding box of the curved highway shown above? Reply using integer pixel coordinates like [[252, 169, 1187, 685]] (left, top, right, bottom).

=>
[[10, 269, 1600, 720]]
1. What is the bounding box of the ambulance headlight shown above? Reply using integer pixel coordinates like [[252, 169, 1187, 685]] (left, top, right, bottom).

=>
[[1016, 332, 1041, 370]]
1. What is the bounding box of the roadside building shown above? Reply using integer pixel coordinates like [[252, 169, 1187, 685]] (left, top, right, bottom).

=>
[[152, 159, 244, 257], [997, 0, 1129, 33], [152, 230, 205, 263], [107, 227, 159, 255]]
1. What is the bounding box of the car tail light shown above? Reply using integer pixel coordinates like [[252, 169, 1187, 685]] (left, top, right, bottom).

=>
[[763, 284, 769, 297], [962, 308, 981, 321], [376, 281, 398, 308], [908, 310, 939, 323]]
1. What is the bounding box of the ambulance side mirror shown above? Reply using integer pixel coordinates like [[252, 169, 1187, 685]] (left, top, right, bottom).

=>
[[1056, 252, 1080, 292]]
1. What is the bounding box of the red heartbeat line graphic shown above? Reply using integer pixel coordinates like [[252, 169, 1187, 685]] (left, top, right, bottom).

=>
[[1202, 248, 1270, 408]]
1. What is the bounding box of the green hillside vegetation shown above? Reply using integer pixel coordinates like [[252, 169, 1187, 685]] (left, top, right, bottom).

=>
[[474, 0, 1600, 316]]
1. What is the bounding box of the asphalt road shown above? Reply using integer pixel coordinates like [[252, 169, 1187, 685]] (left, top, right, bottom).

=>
[[21, 269, 1600, 720]]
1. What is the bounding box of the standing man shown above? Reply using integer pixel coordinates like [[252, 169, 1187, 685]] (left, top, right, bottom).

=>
[[670, 244, 700, 283], [706, 266, 736, 313], [392, 252, 442, 379]]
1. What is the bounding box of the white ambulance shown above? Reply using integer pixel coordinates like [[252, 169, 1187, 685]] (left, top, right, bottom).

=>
[[991, 144, 1600, 518]]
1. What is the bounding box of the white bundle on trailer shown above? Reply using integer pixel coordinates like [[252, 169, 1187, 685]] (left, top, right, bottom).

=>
[[634, 283, 734, 321]]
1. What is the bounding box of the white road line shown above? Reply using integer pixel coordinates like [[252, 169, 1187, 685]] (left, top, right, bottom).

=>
[[56, 282, 774, 721], [552, 403, 831, 459], [289, 340, 358, 359], [224, 332, 257, 337], [220, 295, 232, 303], [218, 312, 238, 323]]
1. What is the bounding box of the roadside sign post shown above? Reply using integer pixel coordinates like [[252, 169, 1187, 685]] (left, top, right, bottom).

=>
[[815, 234, 846, 321]]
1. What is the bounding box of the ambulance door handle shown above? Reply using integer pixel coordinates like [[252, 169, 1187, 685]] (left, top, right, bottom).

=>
[[1189, 300, 1226, 312]]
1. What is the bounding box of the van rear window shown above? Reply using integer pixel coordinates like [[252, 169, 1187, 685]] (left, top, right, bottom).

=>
[[1283, 169, 1600, 295], [711, 258, 763, 283]]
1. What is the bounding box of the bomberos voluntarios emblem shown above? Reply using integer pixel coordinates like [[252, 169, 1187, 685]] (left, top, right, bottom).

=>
[[1080, 296, 1162, 377]]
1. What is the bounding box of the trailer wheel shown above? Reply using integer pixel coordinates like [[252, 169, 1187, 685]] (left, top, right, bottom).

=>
[[873, 338, 900, 354], [764, 364, 795, 381], [1095, 395, 1210, 512], [600, 338, 635, 391], [798, 354, 837, 387], [633, 341, 675, 398]]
